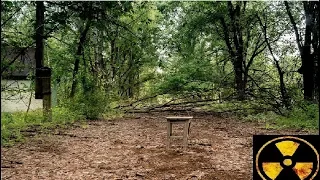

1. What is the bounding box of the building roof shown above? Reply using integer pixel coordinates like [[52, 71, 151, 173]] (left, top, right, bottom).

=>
[[1, 46, 36, 80]]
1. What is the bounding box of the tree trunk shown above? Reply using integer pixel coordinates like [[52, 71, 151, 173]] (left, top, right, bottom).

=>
[[110, 39, 116, 80], [82, 45, 88, 93], [35, 1, 45, 99], [285, 1, 316, 101], [258, 15, 290, 108], [70, 20, 91, 98], [300, 2, 315, 100], [128, 48, 134, 98], [229, 2, 246, 100], [313, 2, 319, 102], [300, 47, 314, 101], [35, 2, 44, 69], [313, 3, 319, 102], [234, 57, 245, 100]]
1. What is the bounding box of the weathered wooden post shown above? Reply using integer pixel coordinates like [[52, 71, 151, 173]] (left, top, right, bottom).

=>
[[34, 1, 52, 121], [36, 67, 52, 121], [35, 68, 43, 99]]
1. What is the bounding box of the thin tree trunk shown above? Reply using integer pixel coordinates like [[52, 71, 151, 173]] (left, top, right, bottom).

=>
[[258, 15, 290, 108], [82, 46, 88, 93], [110, 39, 116, 80], [70, 20, 91, 98], [234, 57, 245, 100], [128, 48, 134, 98], [24, 85, 33, 121]]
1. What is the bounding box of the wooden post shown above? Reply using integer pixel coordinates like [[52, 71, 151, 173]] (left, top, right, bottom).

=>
[[167, 122, 172, 150], [183, 121, 189, 150], [43, 67, 51, 121], [37, 67, 52, 121]]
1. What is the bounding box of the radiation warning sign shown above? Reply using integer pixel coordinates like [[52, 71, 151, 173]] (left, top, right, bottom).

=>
[[253, 135, 319, 180]]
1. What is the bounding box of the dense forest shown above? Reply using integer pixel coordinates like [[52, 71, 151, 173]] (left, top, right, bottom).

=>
[[1, 1, 319, 146]]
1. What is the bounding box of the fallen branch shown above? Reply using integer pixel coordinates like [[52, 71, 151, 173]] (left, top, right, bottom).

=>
[[124, 92, 236, 113], [116, 80, 221, 109], [1, 159, 23, 165], [53, 132, 100, 139]]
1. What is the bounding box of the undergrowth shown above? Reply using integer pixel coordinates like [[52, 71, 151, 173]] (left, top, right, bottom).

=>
[[1, 87, 127, 147], [203, 100, 318, 131], [1, 104, 125, 147], [242, 103, 319, 131], [2, 97, 318, 147], [1, 107, 85, 146]]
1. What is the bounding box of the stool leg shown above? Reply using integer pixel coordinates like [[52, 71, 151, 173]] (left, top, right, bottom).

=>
[[183, 122, 188, 150], [167, 122, 172, 150], [188, 121, 191, 137]]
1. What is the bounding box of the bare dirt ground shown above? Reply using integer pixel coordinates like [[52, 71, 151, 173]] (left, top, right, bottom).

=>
[[1, 112, 317, 180]]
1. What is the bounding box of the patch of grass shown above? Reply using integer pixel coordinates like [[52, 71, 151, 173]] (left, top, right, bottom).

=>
[[243, 103, 319, 131], [102, 109, 124, 120], [276, 103, 319, 130], [203, 100, 318, 131], [203, 100, 270, 114], [1, 107, 85, 147]]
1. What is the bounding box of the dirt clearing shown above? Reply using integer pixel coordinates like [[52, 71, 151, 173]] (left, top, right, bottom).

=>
[[1, 112, 316, 179]]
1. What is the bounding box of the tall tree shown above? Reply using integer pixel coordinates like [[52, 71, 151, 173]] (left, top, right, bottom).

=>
[[284, 1, 319, 101], [172, 2, 267, 100], [35, 1, 45, 99], [219, 2, 268, 100], [70, 17, 92, 97]]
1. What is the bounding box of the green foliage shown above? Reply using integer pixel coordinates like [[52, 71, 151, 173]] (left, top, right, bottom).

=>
[[204, 100, 270, 115], [102, 109, 124, 120], [1, 107, 85, 146], [279, 103, 319, 129], [1, 2, 34, 47], [51, 107, 84, 125], [62, 90, 109, 120], [1, 1, 319, 148], [243, 102, 319, 130], [1, 112, 26, 145]]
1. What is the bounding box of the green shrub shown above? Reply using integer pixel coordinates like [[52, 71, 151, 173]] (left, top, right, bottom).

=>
[[102, 108, 124, 120], [24, 109, 43, 125], [277, 103, 319, 130], [1, 112, 28, 145], [63, 90, 109, 120], [242, 102, 318, 130], [52, 107, 84, 125]]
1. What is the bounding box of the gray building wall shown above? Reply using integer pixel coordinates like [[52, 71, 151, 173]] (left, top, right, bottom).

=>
[[1, 47, 41, 112], [1, 80, 43, 112]]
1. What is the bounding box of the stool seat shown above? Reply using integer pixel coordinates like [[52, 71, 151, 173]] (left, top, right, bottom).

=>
[[166, 116, 193, 150], [166, 116, 193, 122]]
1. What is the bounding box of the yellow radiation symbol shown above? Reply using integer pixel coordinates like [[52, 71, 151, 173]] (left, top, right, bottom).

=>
[[256, 136, 319, 180]]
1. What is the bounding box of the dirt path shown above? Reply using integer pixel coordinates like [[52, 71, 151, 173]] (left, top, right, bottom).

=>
[[1, 112, 316, 180]]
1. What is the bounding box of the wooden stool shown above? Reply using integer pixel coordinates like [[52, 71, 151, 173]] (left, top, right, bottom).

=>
[[166, 116, 193, 150]]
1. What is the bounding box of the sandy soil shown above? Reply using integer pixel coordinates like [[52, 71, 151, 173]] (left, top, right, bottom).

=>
[[1, 112, 316, 180]]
